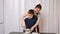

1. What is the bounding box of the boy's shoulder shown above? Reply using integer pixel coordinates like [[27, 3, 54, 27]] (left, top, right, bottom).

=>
[[24, 18, 29, 20]]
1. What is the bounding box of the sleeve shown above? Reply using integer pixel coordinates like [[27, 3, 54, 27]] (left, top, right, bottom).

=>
[[24, 18, 26, 22], [38, 14, 41, 17], [24, 18, 28, 22]]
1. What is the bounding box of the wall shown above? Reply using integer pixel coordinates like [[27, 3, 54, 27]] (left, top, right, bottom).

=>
[[0, 0, 4, 34], [4, 0, 25, 34], [4, 0, 20, 34], [56, 0, 60, 34]]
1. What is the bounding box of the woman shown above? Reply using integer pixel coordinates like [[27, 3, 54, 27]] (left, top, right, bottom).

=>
[[22, 4, 42, 33]]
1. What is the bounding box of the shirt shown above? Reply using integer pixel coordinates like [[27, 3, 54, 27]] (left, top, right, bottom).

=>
[[24, 15, 37, 29]]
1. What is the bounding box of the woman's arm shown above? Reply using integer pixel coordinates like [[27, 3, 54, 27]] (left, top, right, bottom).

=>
[[31, 17, 40, 31], [22, 12, 28, 18]]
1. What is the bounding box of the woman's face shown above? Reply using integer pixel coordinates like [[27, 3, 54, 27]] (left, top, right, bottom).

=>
[[34, 8, 40, 14]]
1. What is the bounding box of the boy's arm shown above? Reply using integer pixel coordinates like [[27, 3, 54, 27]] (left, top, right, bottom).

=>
[[21, 12, 28, 29], [21, 14, 27, 29], [21, 18, 26, 29], [31, 17, 40, 31]]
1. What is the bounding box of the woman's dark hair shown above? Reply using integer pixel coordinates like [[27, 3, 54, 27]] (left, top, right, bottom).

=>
[[35, 4, 42, 9], [28, 9, 34, 15]]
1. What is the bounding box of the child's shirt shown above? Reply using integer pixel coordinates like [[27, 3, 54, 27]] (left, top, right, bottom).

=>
[[24, 15, 37, 29]]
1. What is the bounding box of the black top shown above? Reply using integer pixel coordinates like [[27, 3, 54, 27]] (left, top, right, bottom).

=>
[[24, 15, 37, 29]]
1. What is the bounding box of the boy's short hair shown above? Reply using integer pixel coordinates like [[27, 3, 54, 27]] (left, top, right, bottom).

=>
[[35, 4, 42, 9], [28, 9, 34, 15]]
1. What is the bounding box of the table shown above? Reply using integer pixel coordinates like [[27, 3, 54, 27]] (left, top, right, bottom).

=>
[[9, 32, 40, 34]]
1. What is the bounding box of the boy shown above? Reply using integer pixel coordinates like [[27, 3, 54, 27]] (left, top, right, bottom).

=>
[[22, 9, 37, 32]]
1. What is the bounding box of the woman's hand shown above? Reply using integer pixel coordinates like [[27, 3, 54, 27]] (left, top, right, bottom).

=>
[[30, 27, 34, 32]]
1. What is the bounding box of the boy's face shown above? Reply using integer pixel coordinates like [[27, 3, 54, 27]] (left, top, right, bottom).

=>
[[28, 14, 33, 19]]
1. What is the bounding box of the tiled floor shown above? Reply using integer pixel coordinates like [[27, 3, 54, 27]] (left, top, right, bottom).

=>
[[9, 32, 56, 34]]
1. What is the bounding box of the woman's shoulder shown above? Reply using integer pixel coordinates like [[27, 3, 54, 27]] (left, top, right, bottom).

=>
[[38, 13, 41, 17]]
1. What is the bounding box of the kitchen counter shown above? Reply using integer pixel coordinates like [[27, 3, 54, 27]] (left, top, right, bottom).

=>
[[9, 32, 55, 34], [9, 32, 40, 34]]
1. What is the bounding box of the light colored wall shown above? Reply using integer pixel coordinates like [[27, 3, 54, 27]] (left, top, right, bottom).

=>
[[0, 0, 4, 34], [4, 0, 20, 34], [0, 0, 3, 23], [56, 0, 60, 34], [0, 24, 4, 34], [4, 0, 26, 34]]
